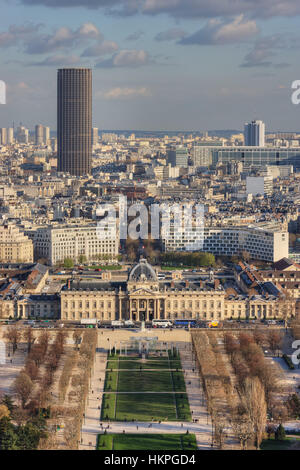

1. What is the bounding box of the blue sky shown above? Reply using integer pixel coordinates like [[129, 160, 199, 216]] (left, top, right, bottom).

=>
[[0, 0, 300, 131]]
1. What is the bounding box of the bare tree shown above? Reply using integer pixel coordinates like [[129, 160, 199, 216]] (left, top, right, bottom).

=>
[[231, 414, 254, 450], [4, 326, 22, 354], [267, 331, 282, 356], [13, 372, 33, 408], [243, 377, 267, 450], [214, 413, 227, 450], [23, 327, 35, 353], [253, 329, 266, 347]]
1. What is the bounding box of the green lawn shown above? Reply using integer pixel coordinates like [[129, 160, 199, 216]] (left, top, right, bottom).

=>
[[104, 370, 118, 392], [172, 371, 187, 392], [97, 433, 198, 450], [115, 393, 178, 421], [175, 393, 192, 421], [117, 371, 174, 393], [101, 393, 116, 420], [101, 353, 191, 422], [260, 437, 300, 450]]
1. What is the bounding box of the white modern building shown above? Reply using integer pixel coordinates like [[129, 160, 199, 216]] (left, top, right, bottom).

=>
[[33, 223, 119, 265], [161, 225, 288, 262], [246, 176, 273, 196]]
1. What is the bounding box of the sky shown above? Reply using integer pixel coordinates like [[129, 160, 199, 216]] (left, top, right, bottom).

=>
[[0, 0, 300, 131]]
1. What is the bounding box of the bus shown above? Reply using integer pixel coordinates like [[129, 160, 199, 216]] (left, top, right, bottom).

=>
[[152, 319, 173, 328], [174, 319, 197, 328]]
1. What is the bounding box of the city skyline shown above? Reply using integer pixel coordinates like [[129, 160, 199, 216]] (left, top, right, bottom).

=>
[[0, 1, 300, 130]]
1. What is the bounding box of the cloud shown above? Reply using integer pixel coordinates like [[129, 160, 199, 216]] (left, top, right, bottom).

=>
[[19, 0, 300, 19], [0, 21, 120, 66], [96, 49, 150, 67], [96, 86, 151, 99], [24, 23, 102, 54], [179, 15, 258, 45], [28, 54, 81, 66], [78, 22, 101, 38], [81, 40, 119, 57], [126, 31, 144, 41], [155, 28, 186, 42], [0, 23, 42, 48], [240, 35, 286, 67]]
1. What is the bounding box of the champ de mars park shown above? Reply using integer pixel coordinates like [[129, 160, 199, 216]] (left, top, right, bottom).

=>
[[0, 278, 299, 453]]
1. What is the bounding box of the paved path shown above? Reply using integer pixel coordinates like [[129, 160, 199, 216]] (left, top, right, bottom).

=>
[[79, 337, 214, 450]]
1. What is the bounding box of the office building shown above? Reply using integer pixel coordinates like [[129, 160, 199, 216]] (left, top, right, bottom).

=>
[[57, 68, 92, 176], [167, 146, 188, 168], [206, 146, 300, 169], [192, 145, 213, 167], [244, 120, 265, 146], [0, 128, 7, 145], [92, 127, 98, 147], [16, 126, 29, 144], [44, 126, 50, 145], [35, 124, 44, 145], [7, 128, 14, 144]]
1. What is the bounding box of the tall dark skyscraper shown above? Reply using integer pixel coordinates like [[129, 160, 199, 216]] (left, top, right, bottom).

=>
[[57, 68, 92, 176]]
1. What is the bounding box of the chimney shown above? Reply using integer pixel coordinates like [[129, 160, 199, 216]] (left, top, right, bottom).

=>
[[171, 281, 175, 288], [67, 279, 71, 290], [185, 280, 189, 288], [214, 279, 220, 289]]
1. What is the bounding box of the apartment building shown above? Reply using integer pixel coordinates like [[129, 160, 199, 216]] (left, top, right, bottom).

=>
[[0, 224, 33, 263], [161, 225, 288, 262], [33, 223, 119, 265]]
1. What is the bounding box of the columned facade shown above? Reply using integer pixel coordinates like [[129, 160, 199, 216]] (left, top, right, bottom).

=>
[[59, 259, 296, 322]]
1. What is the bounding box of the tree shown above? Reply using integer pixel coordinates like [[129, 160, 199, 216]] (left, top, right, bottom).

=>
[[25, 359, 39, 380], [78, 254, 87, 264], [267, 331, 282, 356], [0, 405, 10, 420], [16, 422, 47, 450], [1, 395, 15, 413], [224, 333, 239, 359], [23, 328, 35, 353], [275, 423, 286, 441], [213, 414, 227, 449], [253, 329, 266, 347], [63, 258, 74, 269], [286, 393, 300, 419], [13, 372, 33, 409], [4, 326, 22, 354], [241, 250, 251, 263], [243, 377, 267, 450], [231, 414, 254, 450], [0, 417, 18, 450]]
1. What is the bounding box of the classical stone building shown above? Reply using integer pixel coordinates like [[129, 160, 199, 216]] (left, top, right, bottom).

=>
[[0, 224, 33, 263], [60, 259, 295, 322]]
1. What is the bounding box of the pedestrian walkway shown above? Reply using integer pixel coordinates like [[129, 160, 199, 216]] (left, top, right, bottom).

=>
[[79, 339, 214, 450]]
